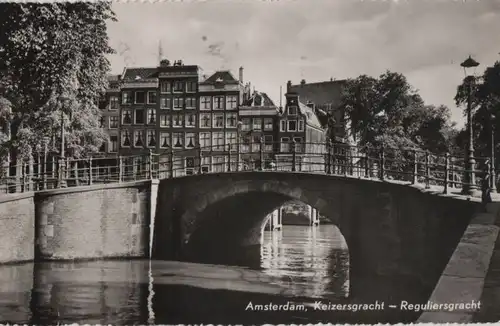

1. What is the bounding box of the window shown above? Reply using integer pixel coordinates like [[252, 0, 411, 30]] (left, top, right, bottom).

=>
[[241, 118, 251, 131], [200, 96, 211, 110], [212, 156, 226, 172], [109, 135, 118, 153], [200, 113, 211, 128], [160, 96, 171, 109], [280, 120, 287, 132], [199, 132, 211, 149], [201, 156, 211, 173], [226, 131, 237, 151], [226, 96, 237, 110], [185, 97, 196, 109], [288, 106, 298, 115], [135, 91, 146, 104], [160, 115, 171, 128], [241, 136, 250, 153], [147, 130, 156, 147], [226, 112, 237, 128], [134, 130, 144, 147], [172, 113, 183, 128], [109, 116, 119, 129], [160, 132, 170, 148], [264, 118, 273, 131], [185, 132, 196, 149], [212, 132, 225, 151], [251, 136, 261, 153], [280, 137, 290, 152], [185, 157, 195, 175], [173, 81, 184, 92], [122, 91, 132, 105], [160, 81, 171, 93], [185, 113, 196, 128], [173, 97, 184, 110], [121, 130, 131, 147], [172, 132, 183, 148], [147, 109, 156, 125], [147, 91, 157, 104], [213, 96, 224, 110], [213, 113, 224, 128], [122, 109, 132, 125], [99, 117, 105, 128], [252, 118, 262, 131], [264, 135, 273, 152], [135, 109, 145, 124], [186, 81, 197, 93], [99, 142, 106, 152], [298, 119, 305, 131], [287, 120, 297, 132], [109, 96, 119, 110]]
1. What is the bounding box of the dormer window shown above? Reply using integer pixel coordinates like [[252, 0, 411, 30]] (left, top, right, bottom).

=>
[[288, 106, 298, 116]]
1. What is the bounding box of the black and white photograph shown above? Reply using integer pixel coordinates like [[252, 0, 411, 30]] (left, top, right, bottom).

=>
[[1, 0, 500, 324]]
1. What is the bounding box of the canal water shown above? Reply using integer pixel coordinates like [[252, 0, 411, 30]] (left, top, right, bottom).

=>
[[0, 225, 426, 325]]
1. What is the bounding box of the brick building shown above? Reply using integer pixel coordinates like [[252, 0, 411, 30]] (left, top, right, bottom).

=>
[[238, 91, 280, 170], [197, 67, 251, 172], [98, 74, 121, 157]]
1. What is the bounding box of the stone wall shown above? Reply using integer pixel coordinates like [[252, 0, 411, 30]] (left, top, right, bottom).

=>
[[0, 193, 35, 263], [34, 180, 157, 261]]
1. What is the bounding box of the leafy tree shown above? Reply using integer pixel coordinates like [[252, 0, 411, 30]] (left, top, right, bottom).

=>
[[0, 2, 116, 163]]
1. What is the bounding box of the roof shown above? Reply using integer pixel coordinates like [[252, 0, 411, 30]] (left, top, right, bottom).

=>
[[298, 101, 323, 130], [122, 67, 158, 81], [201, 70, 239, 85], [289, 80, 346, 110], [242, 91, 276, 107]]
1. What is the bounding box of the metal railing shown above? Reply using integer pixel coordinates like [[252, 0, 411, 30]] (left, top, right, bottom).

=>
[[0, 140, 495, 199]]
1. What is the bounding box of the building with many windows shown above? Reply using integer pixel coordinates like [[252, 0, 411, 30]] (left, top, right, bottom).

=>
[[98, 74, 121, 157], [197, 67, 251, 172], [287, 79, 347, 143], [238, 91, 280, 170]]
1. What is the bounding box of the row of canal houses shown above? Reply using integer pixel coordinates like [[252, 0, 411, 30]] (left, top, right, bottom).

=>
[[98, 58, 347, 177]]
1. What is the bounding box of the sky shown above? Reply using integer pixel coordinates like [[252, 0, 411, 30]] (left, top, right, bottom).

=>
[[107, 0, 500, 128]]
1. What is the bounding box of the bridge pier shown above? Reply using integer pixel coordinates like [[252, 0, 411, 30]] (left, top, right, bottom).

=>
[[309, 205, 320, 226]]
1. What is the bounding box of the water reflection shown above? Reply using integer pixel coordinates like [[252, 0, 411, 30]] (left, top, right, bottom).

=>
[[260, 225, 349, 299], [0, 225, 426, 325]]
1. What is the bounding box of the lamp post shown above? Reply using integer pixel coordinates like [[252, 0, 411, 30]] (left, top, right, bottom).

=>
[[460, 55, 480, 196], [491, 113, 497, 192], [58, 96, 71, 188], [237, 120, 242, 171]]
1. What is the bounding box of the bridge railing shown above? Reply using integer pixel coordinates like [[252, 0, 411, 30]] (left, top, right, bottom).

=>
[[0, 140, 494, 197]]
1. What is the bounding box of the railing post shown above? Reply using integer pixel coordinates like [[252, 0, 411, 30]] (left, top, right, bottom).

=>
[[148, 149, 153, 179], [443, 153, 450, 194], [227, 144, 232, 172], [118, 156, 123, 182], [21, 161, 26, 192], [169, 149, 174, 178], [236, 140, 241, 172], [198, 146, 203, 174], [379, 145, 385, 181], [483, 158, 492, 207], [259, 137, 264, 171], [291, 140, 297, 172], [344, 146, 349, 177], [326, 140, 332, 174], [412, 150, 418, 185], [88, 157, 93, 185], [425, 151, 430, 189]]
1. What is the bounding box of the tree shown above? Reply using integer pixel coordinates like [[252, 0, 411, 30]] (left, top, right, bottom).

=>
[[0, 2, 116, 162], [339, 71, 457, 154], [454, 61, 500, 160]]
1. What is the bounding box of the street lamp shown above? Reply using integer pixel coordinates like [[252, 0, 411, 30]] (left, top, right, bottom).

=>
[[58, 96, 71, 188], [237, 120, 243, 171], [491, 113, 497, 192], [460, 55, 480, 196]]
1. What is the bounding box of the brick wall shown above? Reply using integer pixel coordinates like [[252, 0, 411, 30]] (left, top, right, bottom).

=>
[[0, 193, 35, 263]]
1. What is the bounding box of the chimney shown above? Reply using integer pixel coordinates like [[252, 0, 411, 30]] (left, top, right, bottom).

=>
[[239, 66, 244, 83], [160, 59, 170, 67], [286, 80, 292, 92], [301, 79, 306, 86]]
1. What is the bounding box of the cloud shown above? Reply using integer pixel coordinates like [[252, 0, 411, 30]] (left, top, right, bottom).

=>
[[107, 0, 500, 127]]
